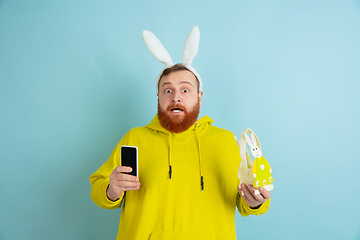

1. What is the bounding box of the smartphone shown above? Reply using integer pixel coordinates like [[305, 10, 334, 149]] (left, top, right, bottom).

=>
[[120, 145, 138, 177]]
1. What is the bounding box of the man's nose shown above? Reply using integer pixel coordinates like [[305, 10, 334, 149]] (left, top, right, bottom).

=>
[[172, 92, 181, 102]]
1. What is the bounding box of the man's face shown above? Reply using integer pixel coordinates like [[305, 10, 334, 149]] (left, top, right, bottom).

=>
[[157, 70, 203, 133]]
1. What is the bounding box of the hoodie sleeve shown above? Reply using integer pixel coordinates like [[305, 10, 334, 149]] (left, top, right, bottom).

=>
[[236, 193, 270, 217], [89, 133, 130, 209]]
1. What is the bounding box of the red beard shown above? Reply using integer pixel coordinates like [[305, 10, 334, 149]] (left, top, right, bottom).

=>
[[158, 101, 200, 133]]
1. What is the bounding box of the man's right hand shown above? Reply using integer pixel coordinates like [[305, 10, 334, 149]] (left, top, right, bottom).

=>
[[107, 166, 140, 201]]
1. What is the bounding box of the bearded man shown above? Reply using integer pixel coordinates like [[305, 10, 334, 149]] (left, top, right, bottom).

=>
[[157, 64, 202, 134], [90, 27, 271, 240]]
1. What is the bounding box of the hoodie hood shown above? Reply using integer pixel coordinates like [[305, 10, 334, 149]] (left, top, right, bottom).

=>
[[145, 114, 214, 191]]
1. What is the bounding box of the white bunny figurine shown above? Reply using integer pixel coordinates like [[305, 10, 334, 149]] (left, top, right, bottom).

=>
[[245, 133, 274, 195]]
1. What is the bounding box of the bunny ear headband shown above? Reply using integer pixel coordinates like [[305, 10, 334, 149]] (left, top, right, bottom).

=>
[[142, 26, 203, 93]]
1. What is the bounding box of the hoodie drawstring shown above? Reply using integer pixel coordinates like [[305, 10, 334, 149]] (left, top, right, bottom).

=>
[[195, 122, 204, 191], [168, 133, 172, 179], [166, 123, 204, 191]]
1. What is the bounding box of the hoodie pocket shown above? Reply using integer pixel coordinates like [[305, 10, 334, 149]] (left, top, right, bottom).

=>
[[149, 231, 216, 240]]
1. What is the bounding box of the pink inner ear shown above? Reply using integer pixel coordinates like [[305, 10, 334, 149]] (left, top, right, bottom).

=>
[[251, 133, 256, 146], [245, 134, 252, 146]]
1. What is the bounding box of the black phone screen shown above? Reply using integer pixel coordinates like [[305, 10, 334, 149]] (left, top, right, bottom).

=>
[[121, 146, 138, 177]]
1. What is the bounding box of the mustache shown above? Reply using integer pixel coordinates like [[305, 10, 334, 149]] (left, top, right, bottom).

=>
[[166, 103, 185, 111]]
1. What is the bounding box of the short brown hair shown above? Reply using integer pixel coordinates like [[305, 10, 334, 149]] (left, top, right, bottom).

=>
[[158, 63, 199, 92]]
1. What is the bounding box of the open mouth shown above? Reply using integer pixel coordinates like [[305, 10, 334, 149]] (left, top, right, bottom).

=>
[[171, 107, 184, 112]]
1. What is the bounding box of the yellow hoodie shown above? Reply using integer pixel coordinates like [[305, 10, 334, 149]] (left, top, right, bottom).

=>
[[90, 115, 270, 240]]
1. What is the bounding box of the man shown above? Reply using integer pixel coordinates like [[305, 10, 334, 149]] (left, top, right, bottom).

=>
[[90, 27, 271, 240]]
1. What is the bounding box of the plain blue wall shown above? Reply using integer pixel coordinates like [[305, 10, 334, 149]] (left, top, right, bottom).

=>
[[1, 0, 360, 239]]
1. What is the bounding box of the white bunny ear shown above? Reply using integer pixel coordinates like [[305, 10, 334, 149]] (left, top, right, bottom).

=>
[[245, 134, 252, 146], [182, 26, 200, 66], [142, 30, 174, 67], [251, 133, 256, 146]]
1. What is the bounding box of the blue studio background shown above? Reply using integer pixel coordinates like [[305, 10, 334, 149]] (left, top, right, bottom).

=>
[[1, 0, 360, 239]]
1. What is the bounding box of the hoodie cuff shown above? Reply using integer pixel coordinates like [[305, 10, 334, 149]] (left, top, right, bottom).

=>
[[99, 179, 124, 208], [243, 198, 270, 215]]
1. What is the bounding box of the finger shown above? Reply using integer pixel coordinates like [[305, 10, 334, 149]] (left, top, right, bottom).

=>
[[241, 184, 255, 198], [123, 186, 140, 191], [241, 194, 263, 209], [240, 184, 257, 203], [110, 183, 140, 194], [258, 187, 271, 199], [118, 179, 140, 188], [246, 184, 261, 196], [238, 186, 249, 197], [240, 191, 258, 207], [115, 166, 133, 173], [110, 180, 140, 190], [253, 192, 266, 203], [119, 173, 139, 182], [246, 185, 268, 203], [111, 172, 139, 183], [237, 186, 243, 196], [247, 184, 258, 194]]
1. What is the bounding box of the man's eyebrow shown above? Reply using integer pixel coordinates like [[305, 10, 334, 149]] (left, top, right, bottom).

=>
[[161, 82, 171, 87], [161, 81, 193, 88], [180, 81, 193, 86]]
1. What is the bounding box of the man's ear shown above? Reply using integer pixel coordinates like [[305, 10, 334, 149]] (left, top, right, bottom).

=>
[[198, 91, 203, 107], [157, 93, 159, 97]]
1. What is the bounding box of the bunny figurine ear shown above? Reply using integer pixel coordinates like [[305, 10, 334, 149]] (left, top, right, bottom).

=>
[[245, 134, 252, 146], [251, 133, 257, 147], [142, 30, 174, 67]]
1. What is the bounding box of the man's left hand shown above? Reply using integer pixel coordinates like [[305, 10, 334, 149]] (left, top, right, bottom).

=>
[[238, 183, 271, 209]]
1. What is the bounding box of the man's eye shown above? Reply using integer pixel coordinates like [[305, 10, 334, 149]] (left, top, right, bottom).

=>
[[182, 89, 189, 93], [165, 89, 172, 93]]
